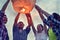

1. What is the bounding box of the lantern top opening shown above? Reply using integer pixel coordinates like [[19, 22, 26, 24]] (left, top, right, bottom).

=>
[[20, 8, 25, 13]]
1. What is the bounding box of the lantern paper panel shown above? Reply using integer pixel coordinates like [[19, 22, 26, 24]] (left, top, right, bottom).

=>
[[11, 0, 36, 14]]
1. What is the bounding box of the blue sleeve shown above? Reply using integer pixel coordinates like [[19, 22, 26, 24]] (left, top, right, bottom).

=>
[[43, 19, 50, 27], [48, 15, 53, 20], [25, 26, 31, 34], [48, 15, 60, 25], [0, 10, 5, 17], [52, 18, 60, 25], [0, 11, 5, 21]]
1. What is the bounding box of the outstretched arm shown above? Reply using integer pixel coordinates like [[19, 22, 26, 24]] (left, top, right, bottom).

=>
[[35, 5, 45, 21], [1, 0, 10, 12], [13, 13, 20, 26], [35, 5, 50, 17], [25, 13, 32, 34], [35, 5, 47, 33], [26, 13, 36, 35], [35, 5, 51, 33], [25, 13, 32, 28]]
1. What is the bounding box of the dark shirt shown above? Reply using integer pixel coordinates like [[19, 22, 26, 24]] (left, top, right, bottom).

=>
[[43, 15, 60, 40], [0, 10, 9, 40], [13, 25, 31, 40]]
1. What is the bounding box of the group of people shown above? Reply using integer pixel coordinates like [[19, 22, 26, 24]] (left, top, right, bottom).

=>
[[0, 0, 60, 40]]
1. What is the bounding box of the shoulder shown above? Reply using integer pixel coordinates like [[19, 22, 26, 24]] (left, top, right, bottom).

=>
[[42, 30, 46, 33], [35, 31, 38, 35], [13, 24, 18, 31]]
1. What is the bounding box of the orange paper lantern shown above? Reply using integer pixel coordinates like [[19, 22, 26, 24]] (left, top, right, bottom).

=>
[[11, 0, 36, 14]]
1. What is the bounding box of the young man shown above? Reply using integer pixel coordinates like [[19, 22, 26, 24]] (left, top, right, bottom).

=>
[[13, 13, 32, 40], [0, 0, 10, 40], [35, 5, 60, 40]]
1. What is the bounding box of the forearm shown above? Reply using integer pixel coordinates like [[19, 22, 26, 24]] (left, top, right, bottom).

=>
[[42, 10, 50, 17], [14, 13, 20, 25], [26, 13, 32, 25], [35, 5, 50, 17], [1, 0, 10, 12], [35, 5, 45, 21]]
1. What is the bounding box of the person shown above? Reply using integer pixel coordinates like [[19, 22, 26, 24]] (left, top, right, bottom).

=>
[[31, 7, 48, 40], [31, 21, 48, 40], [35, 5, 60, 40], [13, 13, 32, 40], [0, 0, 10, 40]]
